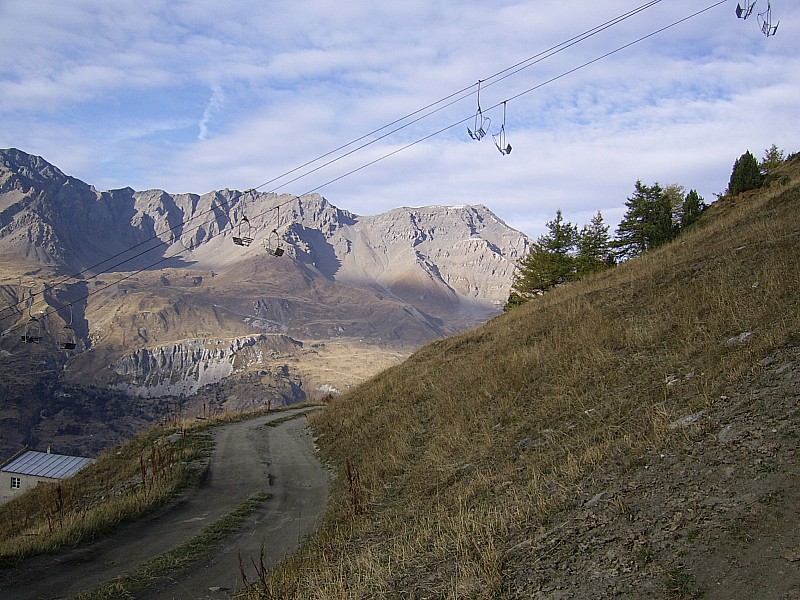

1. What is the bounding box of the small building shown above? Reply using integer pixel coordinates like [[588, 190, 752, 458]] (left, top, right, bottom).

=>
[[0, 448, 94, 505]]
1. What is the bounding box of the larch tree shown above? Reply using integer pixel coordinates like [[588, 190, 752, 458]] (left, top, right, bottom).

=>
[[760, 144, 785, 172]]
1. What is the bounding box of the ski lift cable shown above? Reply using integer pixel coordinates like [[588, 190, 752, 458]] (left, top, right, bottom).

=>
[[246, 0, 666, 193], [1, 0, 726, 332], [280, 0, 731, 198], [136, 1, 671, 210], [272, 3, 728, 201], [0, 0, 670, 321], [247, 1, 668, 195], [244, 0, 663, 201], [500, 0, 728, 107], [0, 0, 722, 328]]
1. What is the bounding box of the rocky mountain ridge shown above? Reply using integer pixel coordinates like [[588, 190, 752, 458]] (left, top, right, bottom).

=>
[[0, 148, 527, 311], [0, 148, 529, 458]]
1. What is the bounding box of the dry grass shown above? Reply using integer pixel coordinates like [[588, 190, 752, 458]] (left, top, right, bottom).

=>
[[0, 407, 277, 562], [240, 157, 800, 598]]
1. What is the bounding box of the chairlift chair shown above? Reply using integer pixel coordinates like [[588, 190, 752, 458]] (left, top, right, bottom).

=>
[[59, 304, 77, 350], [736, 0, 756, 19], [757, 1, 779, 36], [267, 230, 285, 257], [265, 205, 285, 257], [492, 102, 512, 156], [21, 316, 43, 344], [60, 329, 77, 350], [232, 215, 254, 246], [20, 291, 43, 344], [467, 80, 491, 141]]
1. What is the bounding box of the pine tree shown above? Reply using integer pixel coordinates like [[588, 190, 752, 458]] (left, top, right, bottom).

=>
[[540, 209, 578, 257], [506, 209, 577, 307], [680, 189, 706, 229], [726, 150, 764, 196], [614, 181, 676, 260], [576, 211, 613, 276]]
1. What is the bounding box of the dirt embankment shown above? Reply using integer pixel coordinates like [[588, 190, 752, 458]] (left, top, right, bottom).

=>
[[503, 341, 800, 599]]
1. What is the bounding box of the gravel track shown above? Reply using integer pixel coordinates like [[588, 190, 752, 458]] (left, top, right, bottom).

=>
[[0, 407, 329, 600]]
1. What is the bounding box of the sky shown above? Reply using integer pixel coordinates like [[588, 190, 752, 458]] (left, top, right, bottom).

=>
[[1, 0, 798, 239]]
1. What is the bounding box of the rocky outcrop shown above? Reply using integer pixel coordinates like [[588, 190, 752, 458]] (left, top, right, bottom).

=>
[[111, 334, 303, 397]]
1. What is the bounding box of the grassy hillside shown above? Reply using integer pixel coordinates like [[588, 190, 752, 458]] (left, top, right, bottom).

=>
[[0, 410, 256, 562], [250, 156, 800, 598]]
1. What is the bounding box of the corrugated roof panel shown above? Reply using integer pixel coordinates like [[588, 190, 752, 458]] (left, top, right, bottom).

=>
[[1, 450, 94, 479]]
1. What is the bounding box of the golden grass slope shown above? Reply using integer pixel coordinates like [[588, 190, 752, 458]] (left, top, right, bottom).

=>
[[0, 416, 213, 561], [250, 156, 800, 598]]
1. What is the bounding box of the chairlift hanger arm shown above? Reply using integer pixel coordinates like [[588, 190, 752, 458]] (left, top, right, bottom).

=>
[[492, 101, 512, 155], [736, 1, 756, 19], [757, 1, 779, 36], [467, 80, 491, 141], [20, 289, 44, 343], [59, 304, 77, 350], [265, 204, 285, 257]]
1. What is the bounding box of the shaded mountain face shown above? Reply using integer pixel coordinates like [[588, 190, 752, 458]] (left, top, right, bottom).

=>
[[0, 148, 529, 456]]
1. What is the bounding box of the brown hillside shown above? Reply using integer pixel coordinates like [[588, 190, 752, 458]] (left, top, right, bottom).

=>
[[251, 156, 800, 599]]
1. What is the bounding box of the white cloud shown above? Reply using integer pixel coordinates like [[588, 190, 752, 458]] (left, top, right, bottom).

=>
[[198, 85, 225, 141], [1, 0, 798, 238]]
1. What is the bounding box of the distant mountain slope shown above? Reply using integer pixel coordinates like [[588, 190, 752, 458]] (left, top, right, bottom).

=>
[[0, 148, 527, 315], [0, 148, 529, 458]]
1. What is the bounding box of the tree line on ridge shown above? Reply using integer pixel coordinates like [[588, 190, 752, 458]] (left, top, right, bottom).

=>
[[505, 145, 789, 310]]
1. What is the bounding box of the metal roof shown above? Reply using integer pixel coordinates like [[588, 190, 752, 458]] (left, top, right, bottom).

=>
[[1, 450, 94, 479]]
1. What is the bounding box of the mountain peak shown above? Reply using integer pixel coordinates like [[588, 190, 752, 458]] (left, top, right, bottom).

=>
[[0, 148, 530, 457]]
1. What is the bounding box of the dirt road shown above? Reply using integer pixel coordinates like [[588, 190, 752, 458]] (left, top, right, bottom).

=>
[[0, 408, 330, 599]]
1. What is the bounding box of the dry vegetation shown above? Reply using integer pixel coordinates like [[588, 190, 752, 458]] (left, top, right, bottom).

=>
[[243, 157, 800, 598], [0, 408, 275, 562]]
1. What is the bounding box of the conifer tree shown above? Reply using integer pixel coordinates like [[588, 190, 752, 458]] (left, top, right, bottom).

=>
[[726, 150, 764, 196], [576, 211, 613, 276], [540, 209, 578, 258], [680, 189, 706, 229], [760, 144, 785, 172], [663, 184, 687, 229], [506, 209, 577, 307], [614, 181, 676, 260]]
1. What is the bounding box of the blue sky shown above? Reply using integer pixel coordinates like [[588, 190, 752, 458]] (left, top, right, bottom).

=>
[[1, 0, 798, 238]]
